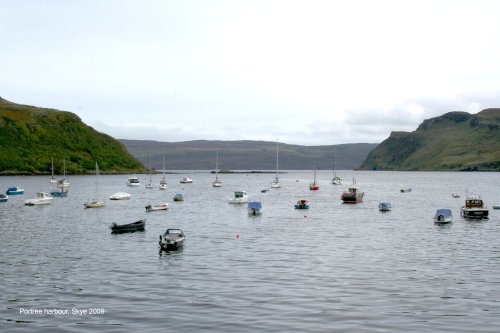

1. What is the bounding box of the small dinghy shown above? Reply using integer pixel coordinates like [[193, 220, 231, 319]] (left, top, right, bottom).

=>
[[159, 229, 185, 251], [173, 193, 184, 202], [294, 199, 309, 209], [145, 203, 169, 212], [434, 209, 452, 224], [110, 219, 146, 233], [378, 201, 392, 212], [0, 194, 8, 202]]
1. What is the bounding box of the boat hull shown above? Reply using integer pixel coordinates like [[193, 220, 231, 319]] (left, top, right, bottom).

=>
[[110, 220, 145, 233], [461, 208, 489, 218]]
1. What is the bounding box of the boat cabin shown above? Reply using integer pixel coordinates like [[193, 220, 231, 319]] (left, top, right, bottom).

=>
[[234, 191, 247, 198], [465, 197, 484, 208]]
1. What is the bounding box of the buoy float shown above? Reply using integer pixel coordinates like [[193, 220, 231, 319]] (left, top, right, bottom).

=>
[[236, 233, 240, 239]]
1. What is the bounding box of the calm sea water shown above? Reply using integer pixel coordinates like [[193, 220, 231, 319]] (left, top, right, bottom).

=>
[[1, 171, 499, 332]]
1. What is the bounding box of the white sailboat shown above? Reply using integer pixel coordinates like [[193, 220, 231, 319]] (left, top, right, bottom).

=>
[[270, 139, 280, 188], [145, 153, 155, 189], [159, 155, 167, 190], [57, 157, 70, 189], [212, 147, 222, 187], [84, 162, 104, 208], [50, 155, 57, 183], [331, 147, 342, 185]]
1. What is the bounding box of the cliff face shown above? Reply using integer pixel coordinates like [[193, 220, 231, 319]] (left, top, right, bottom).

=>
[[360, 109, 500, 171], [0, 97, 145, 174]]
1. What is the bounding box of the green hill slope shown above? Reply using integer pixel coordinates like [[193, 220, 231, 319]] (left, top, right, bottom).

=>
[[0, 97, 145, 174], [360, 109, 500, 171]]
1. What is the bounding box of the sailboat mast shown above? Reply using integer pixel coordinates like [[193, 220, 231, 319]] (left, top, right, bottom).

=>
[[215, 147, 219, 179], [275, 139, 279, 179]]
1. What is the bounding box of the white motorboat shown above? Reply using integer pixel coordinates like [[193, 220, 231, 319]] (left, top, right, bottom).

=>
[[180, 177, 193, 184], [24, 192, 53, 206], [109, 192, 132, 200], [229, 191, 249, 204], [127, 176, 141, 186], [145, 203, 169, 212]]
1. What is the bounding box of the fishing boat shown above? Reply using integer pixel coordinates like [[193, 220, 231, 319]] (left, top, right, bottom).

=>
[[180, 177, 193, 184], [6, 186, 24, 195], [110, 219, 146, 233], [56, 157, 70, 189], [127, 176, 141, 186], [24, 192, 53, 206], [248, 201, 262, 215], [159, 228, 185, 251], [460, 193, 489, 218], [145, 153, 155, 189], [50, 156, 57, 183], [173, 193, 184, 202], [270, 139, 280, 188], [84, 162, 104, 208], [229, 191, 249, 204], [331, 147, 342, 185], [0, 194, 8, 202], [341, 178, 364, 203], [145, 203, 169, 211], [109, 192, 132, 200], [294, 199, 309, 209], [378, 201, 392, 212], [434, 209, 452, 224], [212, 147, 222, 187], [159, 155, 168, 190], [309, 168, 319, 190]]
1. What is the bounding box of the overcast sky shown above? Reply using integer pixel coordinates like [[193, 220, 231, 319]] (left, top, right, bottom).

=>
[[1, 0, 499, 145]]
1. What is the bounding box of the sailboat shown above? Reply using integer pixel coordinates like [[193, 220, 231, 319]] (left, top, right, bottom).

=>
[[270, 139, 280, 188], [56, 157, 70, 189], [50, 156, 57, 183], [145, 153, 155, 188], [159, 155, 168, 190], [84, 162, 104, 208], [212, 147, 222, 187], [309, 167, 319, 190], [331, 147, 342, 185]]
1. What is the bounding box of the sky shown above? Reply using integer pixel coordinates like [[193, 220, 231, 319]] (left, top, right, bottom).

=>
[[1, 0, 500, 145]]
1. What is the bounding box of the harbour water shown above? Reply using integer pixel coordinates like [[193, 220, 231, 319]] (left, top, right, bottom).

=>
[[1, 171, 499, 332]]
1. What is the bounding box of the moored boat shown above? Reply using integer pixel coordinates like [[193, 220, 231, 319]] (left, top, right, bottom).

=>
[[146, 203, 169, 211], [434, 209, 452, 224], [378, 201, 391, 212], [109, 192, 132, 200], [229, 191, 249, 204], [460, 194, 489, 218], [270, 139, 280, 188], [309, 169, 319, 190], [159, 228, 185, 251], [127, 176, 141, 186], [212, 147, 222, 187], [294, 199, 309, 209], [50, 189, 68, 197], [159, 155, 168, 190], [341, 178, 364, 203], [248, 201, 262, 215], [0, 194, 8, 202], [24, 192, 53, 206], [180, 177, 193, 184], [331, 147, 342, 185], [173, 193, 184, 202], [84, 162, 104, 208], [6, 186, 24, 195], [110, 219, 146, 233], [400, 188, 412, 193]]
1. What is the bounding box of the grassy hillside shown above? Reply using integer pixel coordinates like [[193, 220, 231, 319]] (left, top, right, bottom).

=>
[[120, 139, 378, 170], [0, 97, 145, 174], [360, 109, 500, 171]]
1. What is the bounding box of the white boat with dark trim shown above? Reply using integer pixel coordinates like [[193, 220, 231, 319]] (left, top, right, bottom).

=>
[[378, 201, 391, 212], [127, 176, 141, 186], [180, 177, 193, 184], [229, 191, 249, 204], [24, 192, 53, 206], [145, 203, 169, 212], [110, 192, 132, 200], [460, 193, 489, 218]]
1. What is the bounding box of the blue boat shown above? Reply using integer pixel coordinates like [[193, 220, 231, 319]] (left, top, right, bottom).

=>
[[434, 209, 452, 224], [6, 187, 24, 195], [173, 193, 184, 202], [294, 199, 309, 209], [248, 201, 262, 215], [378, 201, 392, 212], [51, 189, 68, 197]]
